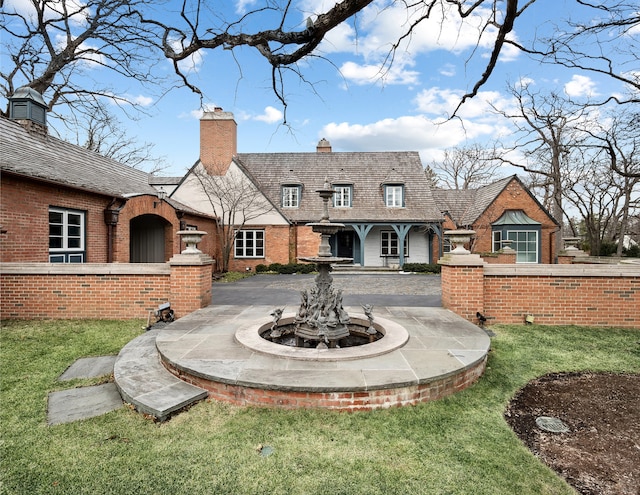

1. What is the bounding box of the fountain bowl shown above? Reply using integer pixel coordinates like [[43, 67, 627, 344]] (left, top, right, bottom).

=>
[[235, 313, 409, 361]]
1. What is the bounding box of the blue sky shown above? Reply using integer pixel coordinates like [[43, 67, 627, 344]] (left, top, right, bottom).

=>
[[3, 0, 637, 177]]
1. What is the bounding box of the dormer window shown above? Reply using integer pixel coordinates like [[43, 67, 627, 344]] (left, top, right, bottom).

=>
[[282, 185, 301, 208], [333, 184, 352, 207], [384, 184, 404, 207]]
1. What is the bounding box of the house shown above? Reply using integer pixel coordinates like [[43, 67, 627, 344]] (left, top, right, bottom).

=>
[[0, 87, 217, 264], [432, 175, 559, 263], [170, 108, 444, 271]]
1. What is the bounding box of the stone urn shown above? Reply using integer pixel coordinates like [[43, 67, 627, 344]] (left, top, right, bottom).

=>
[[177, 230, 207, 254], [444, 229, 475, 255]]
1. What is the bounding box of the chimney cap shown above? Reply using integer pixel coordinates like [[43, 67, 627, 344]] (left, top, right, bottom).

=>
[[10, 86, 47, 106], [201, 107, 236, 121], [317, 138, 332, 152]]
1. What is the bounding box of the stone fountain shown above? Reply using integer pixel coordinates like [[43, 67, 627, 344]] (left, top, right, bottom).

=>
[[265, 180, 381, 349], [114, 178, 491, 416]]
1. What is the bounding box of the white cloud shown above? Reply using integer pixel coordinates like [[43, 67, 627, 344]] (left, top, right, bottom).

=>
[[312, 1, 519, 88], [414, 87, 513, 120], [320, 113, 496, 159], [5, 0, 88, 25], [339, 61, 420, 86], [439, 64, 456, 77], [131, 95, 154, 107], [564, 75, 599, 98], [254, 106, 284, 124], [235, 0, 258, 14]]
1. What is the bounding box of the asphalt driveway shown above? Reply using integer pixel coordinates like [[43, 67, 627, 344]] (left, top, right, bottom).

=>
[[211, 273, 442, 308]]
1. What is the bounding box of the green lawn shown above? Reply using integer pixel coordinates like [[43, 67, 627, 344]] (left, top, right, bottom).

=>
[[1, 319, 638, 495]]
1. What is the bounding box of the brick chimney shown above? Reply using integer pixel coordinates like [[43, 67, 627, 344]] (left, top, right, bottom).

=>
[[200, 107, 237, 175], [9, 86, 48, 137], [316, 138, 332, 153]]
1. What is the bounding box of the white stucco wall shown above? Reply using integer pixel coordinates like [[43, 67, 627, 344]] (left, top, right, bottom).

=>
[[362, 226, 430, 267], [171, 162, 288, 226]]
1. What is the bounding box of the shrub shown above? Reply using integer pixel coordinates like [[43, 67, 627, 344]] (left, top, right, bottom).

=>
[[257, 262, 316, 274], [401, 263, 441, 274]]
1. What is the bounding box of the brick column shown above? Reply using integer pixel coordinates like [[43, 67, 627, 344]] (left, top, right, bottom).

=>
[[439, 252, 486, 324], [169, 253, 214, 318]]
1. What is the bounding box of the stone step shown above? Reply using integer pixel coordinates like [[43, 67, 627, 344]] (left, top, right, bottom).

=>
[[113, 330, 208, 421]]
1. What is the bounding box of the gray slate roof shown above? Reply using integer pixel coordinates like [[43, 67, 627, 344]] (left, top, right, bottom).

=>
[[0, 117, 156, 198], [235, 151, 443, 224], [432, 175, 516, 227]]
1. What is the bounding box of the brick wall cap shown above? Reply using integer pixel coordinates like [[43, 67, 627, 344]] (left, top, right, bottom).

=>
[[0, 262, 170, 275], [484, 264, 640, 277], [438, 254, 485, 266], [168, 254, 214, 266]]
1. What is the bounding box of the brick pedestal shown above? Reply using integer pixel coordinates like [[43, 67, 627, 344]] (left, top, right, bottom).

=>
[[169, 253, 214, 318], [438, 253, 486, 324]]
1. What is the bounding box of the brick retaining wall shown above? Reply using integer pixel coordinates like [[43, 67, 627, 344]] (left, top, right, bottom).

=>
[[440, 257, 640, 328], [164, 355, 487, 411], [1, 257, 213, 320]]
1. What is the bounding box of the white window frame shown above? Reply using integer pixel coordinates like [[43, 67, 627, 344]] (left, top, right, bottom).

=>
[[385, 185, 404, 207], [235, 230, 265, 258], [507, 230, 538, 263], [492, 231, 503, 252], [381, 231, 409, 257], [333, 185, 352, 207], [49, 207, 85, 262], [282, 185, 300, 208]]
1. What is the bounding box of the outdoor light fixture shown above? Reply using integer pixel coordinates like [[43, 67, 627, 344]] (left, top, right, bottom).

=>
[[157, 187, 167, 201]]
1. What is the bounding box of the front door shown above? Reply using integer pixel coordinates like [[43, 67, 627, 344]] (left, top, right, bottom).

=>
[[336, 231, 354, 260]]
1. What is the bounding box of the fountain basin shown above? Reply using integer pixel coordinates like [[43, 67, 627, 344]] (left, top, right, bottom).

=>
[[155, 305, 490, 411], [236, 313, 409, 361]]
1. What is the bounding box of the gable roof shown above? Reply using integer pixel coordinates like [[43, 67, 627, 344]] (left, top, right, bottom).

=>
[[0, 116, 156, 198], [235, 151, 443, 223], [432, 175, 523, 227]]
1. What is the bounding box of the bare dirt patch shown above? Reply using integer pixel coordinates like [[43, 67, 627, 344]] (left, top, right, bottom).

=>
[[505, 372, 640, 495]]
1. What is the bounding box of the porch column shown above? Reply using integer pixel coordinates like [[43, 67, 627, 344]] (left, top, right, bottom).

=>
[[352, 224, 373, 267], [390, 224, 412, 267]]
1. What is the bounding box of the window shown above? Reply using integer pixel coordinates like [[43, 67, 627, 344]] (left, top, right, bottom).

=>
[[507, 231, 538, 263], [333, 185, 352, 207], [443, 237, 452, 253], [492, 231, 503, 252], [385, 185, 404, 207], [49, 207, 85, 263], [282, 186, 300, 208], [235, 230, 265, 258], [381, 231, 409, 257]]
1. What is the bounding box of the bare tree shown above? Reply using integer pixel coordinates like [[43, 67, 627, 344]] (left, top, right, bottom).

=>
[[577, 110, 640, 255], [79, 110, 168, 173], [143, 0, 525, 116], [506, 0, 640, 106], [1, 0, 163, 118], [430, 144, 504, 190], [191, 163, 275, 272], [492, 85, 587, 253], [1, 0, 171, 168]]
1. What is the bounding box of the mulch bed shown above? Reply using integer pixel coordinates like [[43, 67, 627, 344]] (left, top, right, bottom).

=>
[[505, 371, 640, 495]]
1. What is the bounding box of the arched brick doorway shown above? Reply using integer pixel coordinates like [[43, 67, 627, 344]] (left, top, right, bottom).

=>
[[130, 214, 172, 263]]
